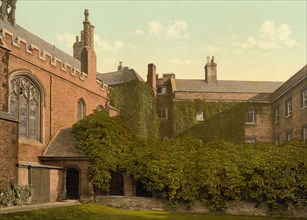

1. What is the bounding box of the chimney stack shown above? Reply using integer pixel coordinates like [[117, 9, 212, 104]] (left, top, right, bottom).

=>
[[205, 56, 217, 84], [147, 63, 157, 95], [118, 62, 123, 71]]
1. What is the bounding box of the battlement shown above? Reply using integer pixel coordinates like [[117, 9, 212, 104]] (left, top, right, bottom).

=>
[[0, 27, 108, 92]]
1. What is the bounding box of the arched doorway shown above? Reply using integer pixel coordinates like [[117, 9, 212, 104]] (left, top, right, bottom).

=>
[[66, 167, 79, 199]]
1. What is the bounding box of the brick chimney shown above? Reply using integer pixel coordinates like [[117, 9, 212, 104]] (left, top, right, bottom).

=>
[[118, 62, 123, 71], [147, 63, 157, 95], [205, 56, 217, 84]]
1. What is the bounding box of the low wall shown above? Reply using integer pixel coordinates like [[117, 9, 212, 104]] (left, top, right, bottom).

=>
[[96, 196, 307, 217]]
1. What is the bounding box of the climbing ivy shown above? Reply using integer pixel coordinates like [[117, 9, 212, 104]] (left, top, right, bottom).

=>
[[109, 80, 159, 138], [173, 100, 264, 143], [72, 110, 307, 212]]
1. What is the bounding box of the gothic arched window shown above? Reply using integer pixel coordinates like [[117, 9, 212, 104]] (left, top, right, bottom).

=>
[[77, 99, 86, 121], [9, 76, 41, 141]]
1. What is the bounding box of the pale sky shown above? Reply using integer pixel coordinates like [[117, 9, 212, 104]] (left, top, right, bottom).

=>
[[16, 0, 306, 82]]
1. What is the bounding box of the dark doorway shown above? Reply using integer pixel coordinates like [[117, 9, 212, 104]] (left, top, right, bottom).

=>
[[66, 167, 79, 199], [109, 172, 124, 195], [135, 180, 152, 197]]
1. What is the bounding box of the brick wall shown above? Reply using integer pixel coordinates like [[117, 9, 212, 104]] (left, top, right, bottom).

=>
[[0, 46, 9, 112], [6, 46, 109, 163], [272, 78, 307, 143], [0, 115, 19, 189], [244, 104, 273, 142]]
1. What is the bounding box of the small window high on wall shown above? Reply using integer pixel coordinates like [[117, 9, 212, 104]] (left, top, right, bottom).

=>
[[77, 99, 86, 121], [9, 75, 41, 141]]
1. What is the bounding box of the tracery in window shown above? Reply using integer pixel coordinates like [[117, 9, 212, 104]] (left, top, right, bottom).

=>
[[9, 76, 41, 141]]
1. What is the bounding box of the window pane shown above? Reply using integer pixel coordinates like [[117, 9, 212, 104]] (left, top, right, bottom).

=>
[[245, 110, 255, 123], [29, 101, 38, 139], [10, 95, 18, 117], [20, 97, 28, 137], [10, 76, 41, 141]]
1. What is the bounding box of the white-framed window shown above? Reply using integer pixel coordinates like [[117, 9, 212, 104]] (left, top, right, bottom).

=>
[[196, 112, 204, 121], [286, 131, 293, 142], [274, 107, 279, 123], [301, 88, 307, 108], [285, 99, 292, 117], [159, 108, 168, 119], [9, 76, 41, 141], [77, 99, 86, 121], [302, 127, 307, 142], [157, 86, 167, 94], [245, 109, 256, 124]]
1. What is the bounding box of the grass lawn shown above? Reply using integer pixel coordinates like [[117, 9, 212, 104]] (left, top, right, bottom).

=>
[[0, 204, 305, 220]]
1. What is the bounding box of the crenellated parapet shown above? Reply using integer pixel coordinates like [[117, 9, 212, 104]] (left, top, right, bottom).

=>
[[0, 27, 108, 93]]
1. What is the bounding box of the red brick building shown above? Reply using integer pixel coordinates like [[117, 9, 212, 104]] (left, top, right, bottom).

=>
[[0, 1, 116, 203], [147, 57, 306, 143]]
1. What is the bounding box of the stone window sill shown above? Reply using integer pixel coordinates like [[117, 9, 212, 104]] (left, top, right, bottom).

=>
[[245, 122, 257, 126], [19, 137, 43, 146]]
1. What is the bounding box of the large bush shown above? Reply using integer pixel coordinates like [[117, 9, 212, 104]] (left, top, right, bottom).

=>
[[72, 110, 134, 191], [73, 111, 307, 211]]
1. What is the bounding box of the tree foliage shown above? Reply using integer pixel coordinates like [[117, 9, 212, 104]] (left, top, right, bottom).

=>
[[73, 111, 307, 212], [72, 110, 134, 191]]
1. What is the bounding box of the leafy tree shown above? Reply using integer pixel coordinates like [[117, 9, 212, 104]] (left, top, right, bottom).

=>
[[72, 110, 134, 191]]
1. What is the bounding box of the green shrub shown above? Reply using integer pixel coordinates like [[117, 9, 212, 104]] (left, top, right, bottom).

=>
[[0, 185, 31, 206], [73, 110, 307, 212]]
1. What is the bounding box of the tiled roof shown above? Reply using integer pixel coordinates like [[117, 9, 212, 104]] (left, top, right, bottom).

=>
[[175, 79, 283, 93], [97, 68, 144, 86], [43, 128, 81, 157], [0, 20, 81, 70], [272, 65, 307, 101]]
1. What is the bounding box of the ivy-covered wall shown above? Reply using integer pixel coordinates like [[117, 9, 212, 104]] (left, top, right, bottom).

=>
[[109, 80, 159, 137], [173, 100, 266, 143]]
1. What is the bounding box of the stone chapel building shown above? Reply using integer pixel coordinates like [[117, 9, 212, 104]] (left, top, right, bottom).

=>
[[0, 1, 116, 203]]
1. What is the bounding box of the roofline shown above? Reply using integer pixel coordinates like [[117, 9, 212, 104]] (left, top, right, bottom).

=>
[[175, 79, 284, 83], [174, 90, 274, 95], [39, 156, 89, 161], [173, 99, 272, 104], [17, 162, 63, 170], [272, 66, 307, 102]]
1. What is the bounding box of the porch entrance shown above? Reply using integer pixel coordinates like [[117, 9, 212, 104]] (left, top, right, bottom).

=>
[[66, 167, 79, 199]]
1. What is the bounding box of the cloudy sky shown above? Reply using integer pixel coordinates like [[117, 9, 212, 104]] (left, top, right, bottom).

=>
[[16, 1, 306, 82]]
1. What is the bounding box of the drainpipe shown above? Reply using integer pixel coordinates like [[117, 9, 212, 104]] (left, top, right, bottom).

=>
[[49, 76, 52, 140]]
